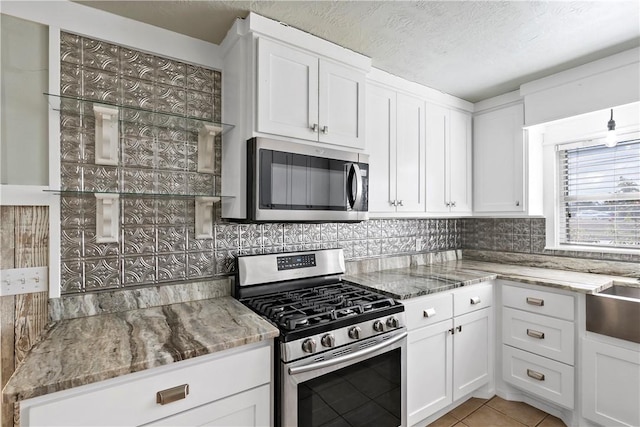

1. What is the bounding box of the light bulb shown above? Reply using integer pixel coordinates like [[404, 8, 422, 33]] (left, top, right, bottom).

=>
[[605, 109, 617, 148], [605, 128, 617, 147]]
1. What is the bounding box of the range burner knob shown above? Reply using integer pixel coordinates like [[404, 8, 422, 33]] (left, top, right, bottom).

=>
[[373, 320, 385, 332], [348, 326, 362, 339], [321, 334, 335, 348], [302, 339, 317, 354], [386, 316, 400, 328]]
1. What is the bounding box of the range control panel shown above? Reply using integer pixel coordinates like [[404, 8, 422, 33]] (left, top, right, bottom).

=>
[[277, 254, 317, 270]]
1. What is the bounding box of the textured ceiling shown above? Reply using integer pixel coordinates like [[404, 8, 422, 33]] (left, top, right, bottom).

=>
[[75, 1, 640, 103]]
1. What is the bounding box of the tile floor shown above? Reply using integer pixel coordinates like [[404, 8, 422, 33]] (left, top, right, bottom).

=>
[[427, 396, 566, 427]]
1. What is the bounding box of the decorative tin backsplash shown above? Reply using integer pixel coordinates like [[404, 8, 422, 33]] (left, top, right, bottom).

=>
[[462, 218, 546, 254], [57, 32, 462, 294], [59, 31, 222, 294]]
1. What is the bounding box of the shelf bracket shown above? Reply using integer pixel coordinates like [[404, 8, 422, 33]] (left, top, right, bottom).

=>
[[194, 196, 219, 239], [95, 194, 120, 243], [197, 124, 222, 173], [93, 104, 120, 166]]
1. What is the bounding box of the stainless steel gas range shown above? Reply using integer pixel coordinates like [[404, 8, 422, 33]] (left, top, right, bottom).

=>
[[236, 249, 407, 427]]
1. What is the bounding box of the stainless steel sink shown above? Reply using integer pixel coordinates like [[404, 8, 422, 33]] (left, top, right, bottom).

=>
[[586, 285, 640, 343], [598, 285, 640, 299]]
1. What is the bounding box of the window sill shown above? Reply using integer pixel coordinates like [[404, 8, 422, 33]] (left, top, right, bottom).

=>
[[544, 244, 640, 257]]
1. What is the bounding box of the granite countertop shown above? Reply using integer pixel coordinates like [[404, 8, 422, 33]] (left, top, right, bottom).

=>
[[4, 257, 638, 404], [2, 296, 279, 404], [346, 259, 638, 300]]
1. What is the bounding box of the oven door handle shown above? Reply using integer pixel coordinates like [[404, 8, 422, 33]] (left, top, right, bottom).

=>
[[288, 332, 407, 375]]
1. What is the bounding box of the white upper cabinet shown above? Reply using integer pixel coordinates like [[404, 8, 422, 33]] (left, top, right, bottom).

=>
[[396, 93, 427, 212], [473, 103, 525, 213], [318, 60, 365, 148], [257, 38, 365, 150], [366, 83, 425, 214], [257, 38, 319, 142], [425, 103, 472, 215], [367, 84, 397, 213]]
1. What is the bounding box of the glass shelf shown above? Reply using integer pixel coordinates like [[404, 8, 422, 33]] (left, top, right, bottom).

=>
[[44, 189, 233, 199], [44, 93, 235, 135]]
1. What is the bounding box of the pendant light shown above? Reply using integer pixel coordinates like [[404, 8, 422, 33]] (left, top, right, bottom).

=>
[[605, 109, 617, 147]]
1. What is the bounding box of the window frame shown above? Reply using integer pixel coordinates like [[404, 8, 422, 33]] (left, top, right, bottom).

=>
[[543, 132, 640, 255]]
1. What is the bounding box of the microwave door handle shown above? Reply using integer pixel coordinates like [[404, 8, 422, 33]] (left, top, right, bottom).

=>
[[348, 163, 363, 209]]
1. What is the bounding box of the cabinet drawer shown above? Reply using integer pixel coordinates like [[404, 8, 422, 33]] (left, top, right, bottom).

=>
[[503, 345, 574, 409], [146, 384, 270, 426], [404, 292, 453, 330], [453, 283, 492, 316], [502, 284, 574, 321], [23, 343, 272, 426], [503, 307, 574, 365]]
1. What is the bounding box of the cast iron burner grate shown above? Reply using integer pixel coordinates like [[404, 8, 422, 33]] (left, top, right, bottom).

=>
[[241, 282, 397, 332]]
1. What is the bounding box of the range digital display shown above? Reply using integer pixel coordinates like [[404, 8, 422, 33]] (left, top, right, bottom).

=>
[[276, 254, 316, 270]]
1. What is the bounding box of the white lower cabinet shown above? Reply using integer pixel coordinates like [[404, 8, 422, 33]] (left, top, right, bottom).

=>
[[20, 342, 272, 427], [500, 281, 576, 410], [582, 336, 640, 427], [408, 319, 453, 423], [453, 308, 491, 401], [406, 284, 493, 426]]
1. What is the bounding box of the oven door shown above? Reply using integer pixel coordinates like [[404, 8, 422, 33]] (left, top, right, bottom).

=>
[[281, 330, 407, 427], [248, 137, 369, 222]]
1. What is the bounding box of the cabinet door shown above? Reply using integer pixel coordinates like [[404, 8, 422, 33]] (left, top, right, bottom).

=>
[[366, 84, 397, 213], [319, 60, 365, 149], [448, 110, 472, 214], [396, 93, 426, 213], [425, 103, 449, 214], [148, 384, 270, 427], [582, 338, 640, 427], [408, 320, 453, 426], [256, 38, 319, 142], [474, 104, 525, 213], [453, 308, 491, 401]]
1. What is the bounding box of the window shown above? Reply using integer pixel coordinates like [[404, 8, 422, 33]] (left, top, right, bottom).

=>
[[558, 139, 640, 249]]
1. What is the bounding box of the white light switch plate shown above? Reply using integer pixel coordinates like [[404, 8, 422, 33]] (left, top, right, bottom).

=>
[[0, 267, 48, 296]]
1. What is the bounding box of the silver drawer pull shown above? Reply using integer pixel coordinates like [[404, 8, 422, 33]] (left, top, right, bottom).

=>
[[156, 384, 189, 405], [526, 297, 544, 306], [470, 296, 481, 305], [527, 329, 545, 339], [423, 308, 436, 318], [527, 369, 545, 381]]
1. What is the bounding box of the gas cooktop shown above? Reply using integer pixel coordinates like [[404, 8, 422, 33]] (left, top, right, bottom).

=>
[[241, 281, 401, 336]]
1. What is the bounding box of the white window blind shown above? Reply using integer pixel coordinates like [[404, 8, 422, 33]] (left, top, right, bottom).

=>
[[558, 139, 640, 249]]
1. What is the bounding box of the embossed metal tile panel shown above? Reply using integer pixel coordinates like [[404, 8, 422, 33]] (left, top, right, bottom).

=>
[[59, 32, 220, 293], [58, 32, 463, 294]]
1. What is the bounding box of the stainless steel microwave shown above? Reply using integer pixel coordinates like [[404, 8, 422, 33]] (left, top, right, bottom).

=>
[[246, 137, 369, 222]]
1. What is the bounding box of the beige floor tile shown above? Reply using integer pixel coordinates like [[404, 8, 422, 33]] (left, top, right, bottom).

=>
[[537, 415, 567, 427], [486, 396, 547, 426], [448, 397, 487, 420], [463, 406, 527, 427], [453, 423, 470, 427], [427, 414, 458, 427]]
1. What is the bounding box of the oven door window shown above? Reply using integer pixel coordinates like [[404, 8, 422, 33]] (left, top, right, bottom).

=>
[[259, 149, 347, 211], [297, 349, 401, 427]]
